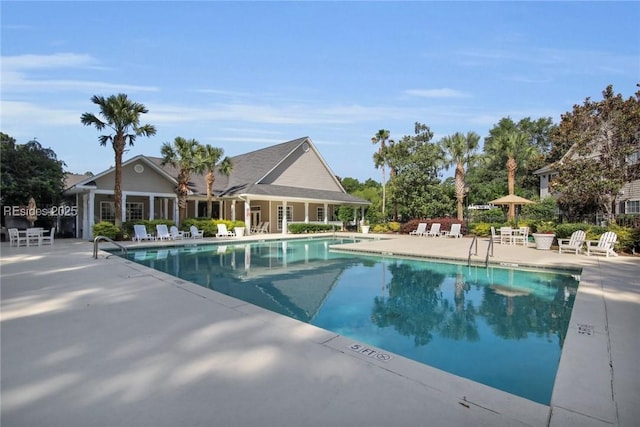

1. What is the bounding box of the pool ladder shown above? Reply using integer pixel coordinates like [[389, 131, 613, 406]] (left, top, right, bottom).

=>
[[93, 235, 128, 259], [467, 236, 493, 267]]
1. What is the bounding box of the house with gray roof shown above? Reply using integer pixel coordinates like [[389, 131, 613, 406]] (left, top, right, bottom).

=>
[[64, 137, 370, 239]]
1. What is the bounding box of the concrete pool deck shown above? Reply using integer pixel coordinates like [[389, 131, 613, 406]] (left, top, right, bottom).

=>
[[1, 233, 638, 427]]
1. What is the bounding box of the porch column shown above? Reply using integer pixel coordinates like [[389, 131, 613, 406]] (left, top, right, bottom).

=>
[[75, 193, 80, 238], [88, 191, 95, 239], [282, 200, 288, 235], [121, 192, 127, 223], [149, 195, 155, 220], [194, 200, 199, 218], [219, 200, 224, 219], [361, 206, 365, 222], [231, 200, 236, 221], [244, 198, 251, 234], [324, 203, 328, 224], [304, 202, 309, 223], [173, 197, 179, 225], [163, 199, 169, 219]]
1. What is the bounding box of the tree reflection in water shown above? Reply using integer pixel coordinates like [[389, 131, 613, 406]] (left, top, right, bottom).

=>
[[371, 261, 576, 349]]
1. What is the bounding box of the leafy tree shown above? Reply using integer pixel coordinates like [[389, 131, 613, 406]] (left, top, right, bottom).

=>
[[440, 131, 480, 220], [161, 137, 201, 224], [387, 123, 451, 218], [81, 94, 156, 228], [550, 85, 640, 223], [339, 177, 363, 193], [1, 134, 66, 210], [371, 129, 392, 218], [194, 144, 232, 218]]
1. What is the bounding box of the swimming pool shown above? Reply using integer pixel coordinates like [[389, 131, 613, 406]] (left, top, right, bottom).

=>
[[122, 237, 579, 405]]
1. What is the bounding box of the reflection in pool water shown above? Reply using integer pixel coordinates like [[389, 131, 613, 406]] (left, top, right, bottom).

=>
[[124, 237, 579, 405]]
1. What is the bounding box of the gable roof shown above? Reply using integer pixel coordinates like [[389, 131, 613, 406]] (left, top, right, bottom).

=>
[[65, 137, 370, 206]]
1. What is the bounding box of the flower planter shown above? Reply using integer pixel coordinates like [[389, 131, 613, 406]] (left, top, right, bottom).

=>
[[361, 225, 370, 234], [532, 233, 555, 250]]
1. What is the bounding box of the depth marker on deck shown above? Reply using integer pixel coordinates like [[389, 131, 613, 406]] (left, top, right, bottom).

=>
[[347, 343, 393, 362]]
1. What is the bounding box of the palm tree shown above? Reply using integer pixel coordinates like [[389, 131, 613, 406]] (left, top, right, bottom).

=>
[[194, 144, 233, 218], [440, 131, 480, 221], [493, 131, 536, 219], [371, 129, 391, 218], [161, 137, 201, 224], [81, 94, 156, 228]]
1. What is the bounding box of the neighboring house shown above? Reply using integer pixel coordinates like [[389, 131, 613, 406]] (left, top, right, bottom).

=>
[[534, 145, 640, 216], [64, 137, 370, 239]]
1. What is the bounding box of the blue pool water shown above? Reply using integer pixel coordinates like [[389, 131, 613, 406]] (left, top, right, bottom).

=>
[[122, 237, 579, 405]]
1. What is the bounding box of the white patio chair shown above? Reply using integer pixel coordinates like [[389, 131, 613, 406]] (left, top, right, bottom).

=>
[[170, 225, 185, 239], [26, 227, 43, 247], [511, 226, 529, 246], [41, 227, 55, 245], [216, 223, 235, 237], [446, 223, 463, 238], [251, 222, 264, 233], [409, 223, 427, 236], [586, 231, 618, 257], [133, 224, 154, 242], [499, 227, 513, 245], [258, 222, 270, 233], [558, 230, 586, 255], [190, 225, 204, 239], [490, 226, 501, 245], [425, 223, 441, 237], [8, 228, 27, 247]]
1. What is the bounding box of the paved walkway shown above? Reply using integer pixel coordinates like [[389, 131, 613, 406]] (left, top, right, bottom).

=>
[[1, 234, 638, 427]]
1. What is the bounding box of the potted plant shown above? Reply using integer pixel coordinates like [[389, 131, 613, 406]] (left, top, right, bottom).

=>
[[532, 221, 556, 250], [360, 220, 370, 234]]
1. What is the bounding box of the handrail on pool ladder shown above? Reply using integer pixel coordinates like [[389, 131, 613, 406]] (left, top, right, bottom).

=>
[[467, 236, 494, 267], [93, 235, 128, 259], [467, 235, 478, 266]]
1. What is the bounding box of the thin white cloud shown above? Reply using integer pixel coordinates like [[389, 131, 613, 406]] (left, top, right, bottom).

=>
[[404, 88, 471, 98], [2, 52, 96, 69], [1, 52, 158, 94]]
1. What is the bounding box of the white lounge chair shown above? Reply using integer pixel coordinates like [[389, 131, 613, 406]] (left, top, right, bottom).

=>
[[446, 223, 463, 238], [425, 223, 441, 237], [216, 223, 235, 237], [586, 231, 618, 257], [258, 222, 270, 233], [511, 226, 529, 246], [133, 224, 154, 242], [251, 222, 264, 233], [41, 227, 55, 245], [170, 225, 185, 239], [8, 228, 27, 247], [410, 223, 427, 236], [156, 224, 173, 240], [190, 225, 204, 239], [558, 230, 586, 254]]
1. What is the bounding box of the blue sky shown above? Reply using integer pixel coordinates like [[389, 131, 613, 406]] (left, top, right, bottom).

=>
[[2, 1, 639, 182]]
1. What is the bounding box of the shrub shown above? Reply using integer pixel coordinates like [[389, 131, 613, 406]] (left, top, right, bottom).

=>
[[92, 221, 120, 240], [387, 221, 401, 232], [372, 223, 388, 233], [471, 208, 506, 223], [288, 223, 335, 234]]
